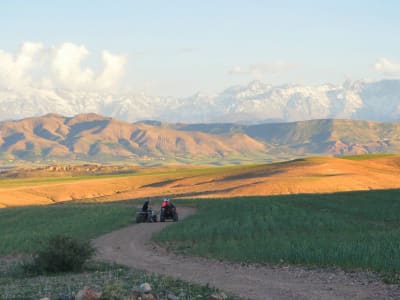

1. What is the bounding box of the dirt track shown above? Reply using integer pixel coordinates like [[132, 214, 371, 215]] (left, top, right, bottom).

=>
[[93, 207, 400, 300]]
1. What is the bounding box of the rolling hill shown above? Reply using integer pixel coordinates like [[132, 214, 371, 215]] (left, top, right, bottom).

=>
[[1, 155, 400, 207], [0, 114, 400, 164], [0, 113, 266, 163], [162, 119, 400, 157]]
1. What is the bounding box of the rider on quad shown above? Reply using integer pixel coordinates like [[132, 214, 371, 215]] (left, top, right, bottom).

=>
[[142, 198, 150, 212], [162, 197, 175, 210], [141, 198, 153, 222], [160, 197, 178, 222]]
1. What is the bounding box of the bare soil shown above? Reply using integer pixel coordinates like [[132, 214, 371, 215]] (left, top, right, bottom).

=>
[[93, 207, 400, 300]]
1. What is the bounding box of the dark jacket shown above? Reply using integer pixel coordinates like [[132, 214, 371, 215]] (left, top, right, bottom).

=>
[[142, 200, 150, 212]]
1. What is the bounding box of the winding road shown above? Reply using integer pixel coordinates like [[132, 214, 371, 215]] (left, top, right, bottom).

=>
[[93, 207, 400, 300]]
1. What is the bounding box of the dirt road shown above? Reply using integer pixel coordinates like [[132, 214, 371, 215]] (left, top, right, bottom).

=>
[[93, 207, 400, 300]]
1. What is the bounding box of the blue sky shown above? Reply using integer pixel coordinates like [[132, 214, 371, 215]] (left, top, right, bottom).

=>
[[1, 1, 400, 96]]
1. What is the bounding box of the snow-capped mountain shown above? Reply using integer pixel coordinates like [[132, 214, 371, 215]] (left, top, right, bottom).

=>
[[1, 79, 400, 123]]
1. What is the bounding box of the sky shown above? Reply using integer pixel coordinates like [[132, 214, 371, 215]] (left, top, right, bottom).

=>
[[1, 0, 400, 96]]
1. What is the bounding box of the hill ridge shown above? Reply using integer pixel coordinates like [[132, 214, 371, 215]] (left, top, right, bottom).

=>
[[0, 114, 399, 164]]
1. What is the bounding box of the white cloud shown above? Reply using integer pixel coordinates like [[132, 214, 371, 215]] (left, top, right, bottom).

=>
[[374, 58, 400, 76], [96, 50, 127, 90], [0, 42, 127, 91], [229, 61, 297, 76], [51, 43, 94, 89], [0, 42, 44, 88]]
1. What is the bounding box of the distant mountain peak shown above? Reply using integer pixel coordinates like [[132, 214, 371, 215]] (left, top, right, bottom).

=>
[[1, 79, 400, 123], [43, 113, 64, 118], [69, 113, 110, 122]]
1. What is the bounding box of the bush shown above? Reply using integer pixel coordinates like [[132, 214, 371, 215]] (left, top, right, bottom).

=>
[[32, 235, 95, 273], [101, 281, 126, 300]]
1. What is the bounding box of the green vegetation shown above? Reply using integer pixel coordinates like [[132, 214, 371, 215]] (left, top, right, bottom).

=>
[[0, 261, 232, 299], [340, 153, 395, 160], [156, 190, 400, 276], [0, 202, 135, 254], [0, 201, 235, 299], [30, 235, 96, 273], [0, 162, 263, 188], [0, 172, 137, 188]]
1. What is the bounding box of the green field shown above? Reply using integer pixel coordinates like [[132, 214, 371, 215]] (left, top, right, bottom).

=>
[[0, 163, 258, 188], [156, 189, 400, 275], [0, 261, 228, 299], [2, 188, 400, 297], [340, 153, 396, 160], [0, 201, 234, 299], [0, 202, 136, 254], [3, 189, 400, 276]]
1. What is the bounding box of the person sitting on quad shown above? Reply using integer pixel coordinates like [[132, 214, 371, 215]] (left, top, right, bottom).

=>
[[162, 198, 175, 210], [142, 198, 152, 222], [160, 197, 178, 222], [142, 198, 150, 212]]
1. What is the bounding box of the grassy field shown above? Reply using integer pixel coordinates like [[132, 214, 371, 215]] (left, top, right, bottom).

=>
[[156, 189, 400, 276], [340, 153, 396, 160], [0, 175, 121, 188], [0, 260, 231, 299], [0, 200, 234, 299], [2, 187, 400, 297], [0, 163, 246, 188], [0, 202, 136, 254]]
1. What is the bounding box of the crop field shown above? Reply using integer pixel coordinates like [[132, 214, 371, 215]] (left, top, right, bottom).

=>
[[156, 189, 400, 276], [2, 188, 400, 298], [0, 202, 136, 254], [0, 200, 234, 299], [340, 153, 396, 161], [0, 261, 228, 299]]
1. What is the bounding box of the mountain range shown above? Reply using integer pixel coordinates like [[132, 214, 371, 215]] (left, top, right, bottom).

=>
[[1, 79, 400, 123], [0, 113, 399, 164]]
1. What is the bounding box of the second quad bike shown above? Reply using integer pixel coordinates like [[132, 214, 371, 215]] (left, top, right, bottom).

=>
[[160, 206, 178, 222]]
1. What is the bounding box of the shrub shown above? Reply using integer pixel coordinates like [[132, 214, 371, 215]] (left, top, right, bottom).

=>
[[32, 234, 95, 273], [101, 281, 126, 300]]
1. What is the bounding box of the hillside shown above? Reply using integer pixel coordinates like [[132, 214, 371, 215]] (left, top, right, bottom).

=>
[[0, 113, 265, 164], [138, 119, 400, 158], [2, 155, 400, 207], [0, 114, 400, 164]]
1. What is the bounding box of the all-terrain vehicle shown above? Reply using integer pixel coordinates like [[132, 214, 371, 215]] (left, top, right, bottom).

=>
[[160, 206, 178, 222], [136, 210, 158, 223]]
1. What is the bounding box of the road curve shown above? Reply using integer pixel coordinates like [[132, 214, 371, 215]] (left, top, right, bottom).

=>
[[93, 207, 400, 300]]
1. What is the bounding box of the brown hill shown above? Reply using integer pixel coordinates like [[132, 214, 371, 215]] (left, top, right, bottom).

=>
[[1, 114, 400, 164], [151, 119, 400, 156], [1, 155, 400, 207], [0, 113, 266, 162]]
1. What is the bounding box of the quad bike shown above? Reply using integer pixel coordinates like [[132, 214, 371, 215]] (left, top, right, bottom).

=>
[[136, 210, 158, 223], [160, 206, 178, 222]]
